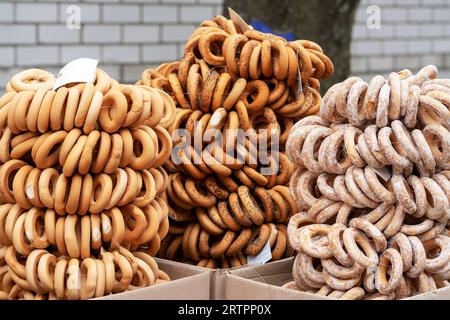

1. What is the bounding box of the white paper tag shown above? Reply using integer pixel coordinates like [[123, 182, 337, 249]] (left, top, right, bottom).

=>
[[102, 221, 110, 234], [247, 241, 272, 265], [296, 51, 303, 99], [228, 7, 253, 33], [25, 184, 34, 199], [25, 231, 33, 240], [92, 227, 101, 241], [53, 58, 98, 91], [373, 167, 392, 182]]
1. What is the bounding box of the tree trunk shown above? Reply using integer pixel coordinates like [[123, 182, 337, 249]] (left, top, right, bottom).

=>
[[223, 0, 360, 92]]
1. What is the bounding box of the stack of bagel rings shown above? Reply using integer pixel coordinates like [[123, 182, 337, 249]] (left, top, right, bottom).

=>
[[0, 67, 176, 300], [134, 15, 336, 268], [285, 65, 450, 300], [138, 14, 330, 117]]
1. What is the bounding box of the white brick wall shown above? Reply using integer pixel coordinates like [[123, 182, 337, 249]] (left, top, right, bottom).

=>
[[102, 5, 140, 22], [352, 0, 450, 81], [0, 25, 36, 44], [59, 4, 100, 22], [0, 48, 14, 67], [83, 25, 121, 43], [16, 3, 59, 22], [0, 3, 14, 22], [39, 25, 81, 43], [180, 5, 215, 22], [0, 0, 222, 86], [17, 46, 59, 66], [1, 0, 449, 88], [143, 5, 178, 22]]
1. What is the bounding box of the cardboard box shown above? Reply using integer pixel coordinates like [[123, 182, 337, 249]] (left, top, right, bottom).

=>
[[95, 258, 211, 300], [154, 259, 254, 299], [219, 258, 450, 300], [159, 258, 296, 300]]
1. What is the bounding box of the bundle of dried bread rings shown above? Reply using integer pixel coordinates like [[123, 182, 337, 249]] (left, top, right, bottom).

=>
[[0, 67, 176, 300], [285, 65, 450, 300], [0, 246, 170, 300], [138, 14, 330, 117], [136, 15, 334, 269], [181, 15, 333, 86]]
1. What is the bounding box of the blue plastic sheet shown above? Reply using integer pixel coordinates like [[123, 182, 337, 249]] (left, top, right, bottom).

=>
[[250, 20, 296, 41]]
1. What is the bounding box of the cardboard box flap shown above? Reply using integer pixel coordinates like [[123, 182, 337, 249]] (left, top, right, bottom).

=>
[[97, 272, 210, 300], [94, 258, 211, 300], [178, 258, 294, 300], [224, 257, 450, 300], [223, 274, 330, 300], [229, 258, 294, 287], [154, 258, 209, 279], [405, 287, 450, 300]]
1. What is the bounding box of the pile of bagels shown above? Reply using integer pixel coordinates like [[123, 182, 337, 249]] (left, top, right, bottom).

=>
[[0, 68, 176, 299], [137, 15, 334, 268], [2, 12, 448, 301], [286, 65, 450, 300]]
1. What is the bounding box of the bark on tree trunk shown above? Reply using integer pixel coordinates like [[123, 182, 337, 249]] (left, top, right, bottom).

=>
[[223, 0, 360, 92]]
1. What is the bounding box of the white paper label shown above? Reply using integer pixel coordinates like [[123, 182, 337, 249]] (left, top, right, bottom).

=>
[[92, 227, 101, 241], [25, 231, 33, 240], [102, 221, 111, 234], [25, 184, 34, 199], [247, 241, 272, 265], [228, 7, 253, 33], [66, 264, 80, 290], [53, 58, 98, 90], [373, 167, 392, 182], [296, 51, 303, 99]]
